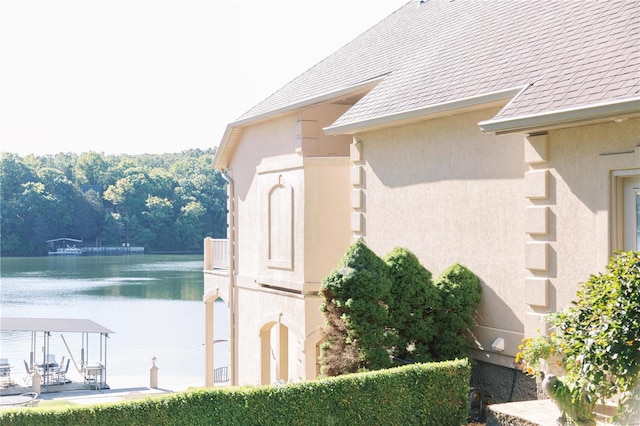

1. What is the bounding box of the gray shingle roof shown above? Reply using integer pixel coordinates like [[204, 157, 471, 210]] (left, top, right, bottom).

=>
[[235, 0, 639, 131]]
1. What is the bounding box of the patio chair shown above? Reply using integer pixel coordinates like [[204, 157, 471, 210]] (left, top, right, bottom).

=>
[[0, 358, 10, 386], [23, 360, 33, 385], [45, 354, 56, 365], [56, 359, 70, 384]]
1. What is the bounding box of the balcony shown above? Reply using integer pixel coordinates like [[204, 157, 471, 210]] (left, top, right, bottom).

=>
[[204, 237, 229, 271], [204, 237, 230, 301]]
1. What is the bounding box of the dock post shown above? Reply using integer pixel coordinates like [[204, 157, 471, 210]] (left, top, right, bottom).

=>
[[150, 356, 158, 389]]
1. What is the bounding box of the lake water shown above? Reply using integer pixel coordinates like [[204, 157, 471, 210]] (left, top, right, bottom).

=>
[[0, 254, 228, 388]]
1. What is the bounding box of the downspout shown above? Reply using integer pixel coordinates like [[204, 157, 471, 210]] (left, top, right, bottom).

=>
[[221, 170, 237, 386]]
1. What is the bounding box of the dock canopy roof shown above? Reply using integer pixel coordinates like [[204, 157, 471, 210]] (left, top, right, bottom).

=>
[[0, 318, 114, 334], [45, 238, 83, 243]]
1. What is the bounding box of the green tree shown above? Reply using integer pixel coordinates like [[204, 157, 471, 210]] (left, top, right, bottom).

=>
[[319, 239, 393, 375], [175, 200, 206, 250], [72, 189, 105, 244], [35, 167, 77, 234], [0, 153, 36, 253], [1, 150, 227, 255], [431, 263, 482, 361], [142, 195, 174, 250], [384, 247, 441, 363], [19, 182, 57, 254], [0, 153, 35, 201], [75, 151, 111, 186]]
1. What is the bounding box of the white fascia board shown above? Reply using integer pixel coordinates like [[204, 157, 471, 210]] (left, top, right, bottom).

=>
[[323, 86, 527, 136], [212, 77, 385, 170], [479, 97, 640, 134]]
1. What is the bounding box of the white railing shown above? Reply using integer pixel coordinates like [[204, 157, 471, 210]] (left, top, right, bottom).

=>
[[204, 238, 229, 271], [213, 366, 229, 383]]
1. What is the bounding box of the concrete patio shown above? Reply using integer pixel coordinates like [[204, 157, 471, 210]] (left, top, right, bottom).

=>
[[487, 399, 621, 426]]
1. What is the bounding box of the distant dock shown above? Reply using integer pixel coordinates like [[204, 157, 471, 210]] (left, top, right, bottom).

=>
[[46, 238, 144, 256], [83, 246, 144, 255]]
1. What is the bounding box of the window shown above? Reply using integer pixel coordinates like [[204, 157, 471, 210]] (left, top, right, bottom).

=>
[[613, 170, 640, 251]]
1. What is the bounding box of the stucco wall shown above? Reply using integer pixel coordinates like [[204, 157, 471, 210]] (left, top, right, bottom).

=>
[[220, 99, 638, 383], [230, 285, 319, 385], [355, 109, 639, 367], [226, 103, 352, 385], [231, 115, 300, 280], [359, 108, 526, 331], [543, 119, 639, 308]]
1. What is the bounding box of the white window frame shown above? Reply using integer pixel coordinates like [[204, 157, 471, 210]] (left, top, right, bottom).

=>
[[611, 169, 640, 252]]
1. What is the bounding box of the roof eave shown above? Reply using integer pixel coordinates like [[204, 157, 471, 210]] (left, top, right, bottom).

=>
[[212, 77, 385, 170], [213, 125, 242, 170], [478, 97, 640, 135], [323, 86, 527, 136]]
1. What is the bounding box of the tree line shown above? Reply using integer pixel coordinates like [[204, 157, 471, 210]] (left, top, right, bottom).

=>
[[0, 149, 227, 256]]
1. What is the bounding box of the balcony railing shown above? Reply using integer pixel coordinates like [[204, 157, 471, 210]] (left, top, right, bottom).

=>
[[214, 366, 229, 383], [204, 238, 229, 271]]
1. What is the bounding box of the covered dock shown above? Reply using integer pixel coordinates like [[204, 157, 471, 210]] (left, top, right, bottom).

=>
[[46, 237, 84, 255], [0, 317, 114, 392]]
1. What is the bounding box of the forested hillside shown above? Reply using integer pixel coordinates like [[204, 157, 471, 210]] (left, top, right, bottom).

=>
[[0, 149, 227, 256]]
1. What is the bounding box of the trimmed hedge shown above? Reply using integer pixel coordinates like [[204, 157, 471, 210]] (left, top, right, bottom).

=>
[[0, 359, 471, 426]]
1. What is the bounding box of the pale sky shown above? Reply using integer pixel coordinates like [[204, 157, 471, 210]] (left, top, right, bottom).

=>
[[1, 0, 408, 156]]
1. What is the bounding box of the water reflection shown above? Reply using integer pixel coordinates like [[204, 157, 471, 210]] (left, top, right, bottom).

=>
[[0, 255, 204, 301], [0, 254, 219, 380], [82, 281, 202, 300]]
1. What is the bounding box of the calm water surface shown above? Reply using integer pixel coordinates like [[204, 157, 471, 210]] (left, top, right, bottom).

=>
[[0, 254, 228, 386]]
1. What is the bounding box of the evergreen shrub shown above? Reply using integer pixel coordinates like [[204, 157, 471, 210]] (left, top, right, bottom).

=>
[[384, 246, 441, 363], [430, 263, 481, 361], [319, 239, 393, 375]]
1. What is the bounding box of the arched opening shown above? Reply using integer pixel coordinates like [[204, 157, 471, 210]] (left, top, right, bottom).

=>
[[260, 321, 289, 385], [204, 291, 229, 387]]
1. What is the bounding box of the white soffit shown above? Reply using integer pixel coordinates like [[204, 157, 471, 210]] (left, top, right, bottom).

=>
[[323, 86, 527, 136]]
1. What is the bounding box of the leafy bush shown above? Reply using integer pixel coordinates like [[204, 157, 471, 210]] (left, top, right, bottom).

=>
[[431, 263, 482, 361], [515, 331, 564, 377], [548, 251, 640, 423], [0, 359, 471, 426], [319, 239, 393, 375], [384, 246, 441, 363]]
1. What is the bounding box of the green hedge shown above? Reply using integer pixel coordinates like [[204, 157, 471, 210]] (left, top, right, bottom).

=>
[[0, 359, 470, 426]]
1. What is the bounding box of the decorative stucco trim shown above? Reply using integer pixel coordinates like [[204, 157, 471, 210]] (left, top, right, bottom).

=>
[[479, 97, 640, 135], [525, 278, 550, 308], [323, 86, 527, 136]]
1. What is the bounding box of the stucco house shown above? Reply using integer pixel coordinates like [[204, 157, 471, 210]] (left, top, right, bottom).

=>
[[203, 0, 639, 397]]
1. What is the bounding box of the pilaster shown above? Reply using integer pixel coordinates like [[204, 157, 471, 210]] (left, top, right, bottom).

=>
[[523, 133, 553, 338], [350, 140, 365, 242]]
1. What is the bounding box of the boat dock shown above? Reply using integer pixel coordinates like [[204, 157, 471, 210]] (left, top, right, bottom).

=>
[[46, 238, 144, 255], [83, 247, 144, 255]]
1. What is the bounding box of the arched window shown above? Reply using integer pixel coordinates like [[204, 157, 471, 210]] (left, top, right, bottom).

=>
[[267, 176, 293, 269]]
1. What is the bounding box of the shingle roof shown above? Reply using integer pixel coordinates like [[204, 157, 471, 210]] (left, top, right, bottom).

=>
[[235, 0, 639, 132]]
